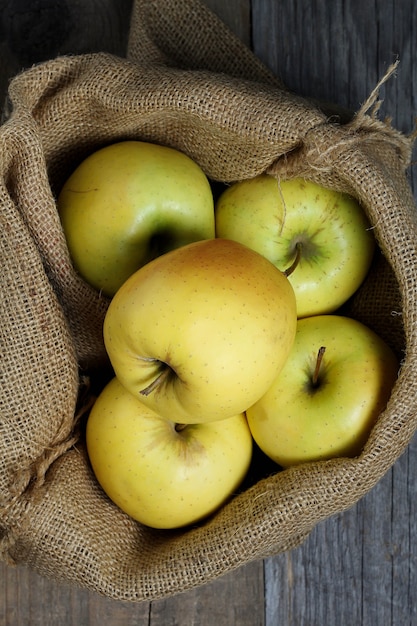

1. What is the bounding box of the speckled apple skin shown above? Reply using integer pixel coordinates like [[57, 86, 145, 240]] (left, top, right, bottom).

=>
[[246, 314, 399, 467], [58, 140, 215, 296], [86, 376, 253, 529], [103, 238, 297, 424], [215, 175, 376, 318]]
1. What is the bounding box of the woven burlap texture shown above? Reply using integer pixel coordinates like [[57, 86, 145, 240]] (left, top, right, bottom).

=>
[[1, 0, 416, 601]]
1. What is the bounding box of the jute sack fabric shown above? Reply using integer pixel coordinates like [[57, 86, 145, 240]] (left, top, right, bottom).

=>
[[1, 0, 417, 601]]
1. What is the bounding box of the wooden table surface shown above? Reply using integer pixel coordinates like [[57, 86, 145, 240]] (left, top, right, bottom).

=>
[[1, 1, 416, 624]]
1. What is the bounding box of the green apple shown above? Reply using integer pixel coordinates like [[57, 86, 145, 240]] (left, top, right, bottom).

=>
[[215, 175, 375, 318], [58, 140, 215, 297], [86, 376, 253, 529], [103, 238, 297, 424], [246, 314, 399, 467]]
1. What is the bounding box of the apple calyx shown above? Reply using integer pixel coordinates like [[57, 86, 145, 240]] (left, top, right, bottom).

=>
[[140, 363, 173, 397], [312, 346, 326, 388], [148, 229, 176, 261], [284, 241, 303, 277]]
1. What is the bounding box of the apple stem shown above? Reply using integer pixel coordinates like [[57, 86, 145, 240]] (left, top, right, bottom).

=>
[[284, 241, 303, 277], [175, 423, 187, 432], [140, 366, 171, 397], [312, 346, 326, 387]]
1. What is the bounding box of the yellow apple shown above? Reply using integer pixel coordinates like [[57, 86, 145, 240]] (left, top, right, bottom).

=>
[[86, 376, 253, 529], [58, 140, 215, 297], [246, 314, 399, 467], [103, 238, 297, 424], [215, 175, 375, 318]]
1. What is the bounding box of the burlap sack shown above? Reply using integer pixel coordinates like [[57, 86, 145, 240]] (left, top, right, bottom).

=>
[[1, 0, 416, 601]]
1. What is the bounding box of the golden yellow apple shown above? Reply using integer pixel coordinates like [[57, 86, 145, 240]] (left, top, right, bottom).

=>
[[103, 238, 297, 424], [86, 376, 253, 529], [58, 140, 215, 296], [215, 175, 375, 318], [246, 314, 399, 467]]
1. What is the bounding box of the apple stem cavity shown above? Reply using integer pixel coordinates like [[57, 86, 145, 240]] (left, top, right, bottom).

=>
[[140, 365, 172, 397], [284, 241, 303, 277], [312, 346, 326, 387]]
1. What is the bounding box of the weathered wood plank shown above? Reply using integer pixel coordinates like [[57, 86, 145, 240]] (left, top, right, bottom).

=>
[[201, 0, 252, 48], [149, 562, 265, 626], [251, 0, 417, 178], [264, 437, 417, 626], [2, 564, 149, 625], [0, 0, 134, 110], [251, 1, 417, 624], [0, 0, 134, 65], [0, 1, 265, 624]]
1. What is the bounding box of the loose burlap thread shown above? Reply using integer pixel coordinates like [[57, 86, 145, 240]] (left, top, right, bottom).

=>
[[1, 0, 417, 601]]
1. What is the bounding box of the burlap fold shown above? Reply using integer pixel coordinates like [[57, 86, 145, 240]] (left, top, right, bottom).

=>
[[1, 0, 416, 601]]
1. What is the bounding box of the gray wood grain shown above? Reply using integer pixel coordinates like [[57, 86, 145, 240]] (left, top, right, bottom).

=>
[[149, 562, 265, 626], [264, 438, 417, 625], [252, 2, 417, 624], [251, 0, 417, 188]]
